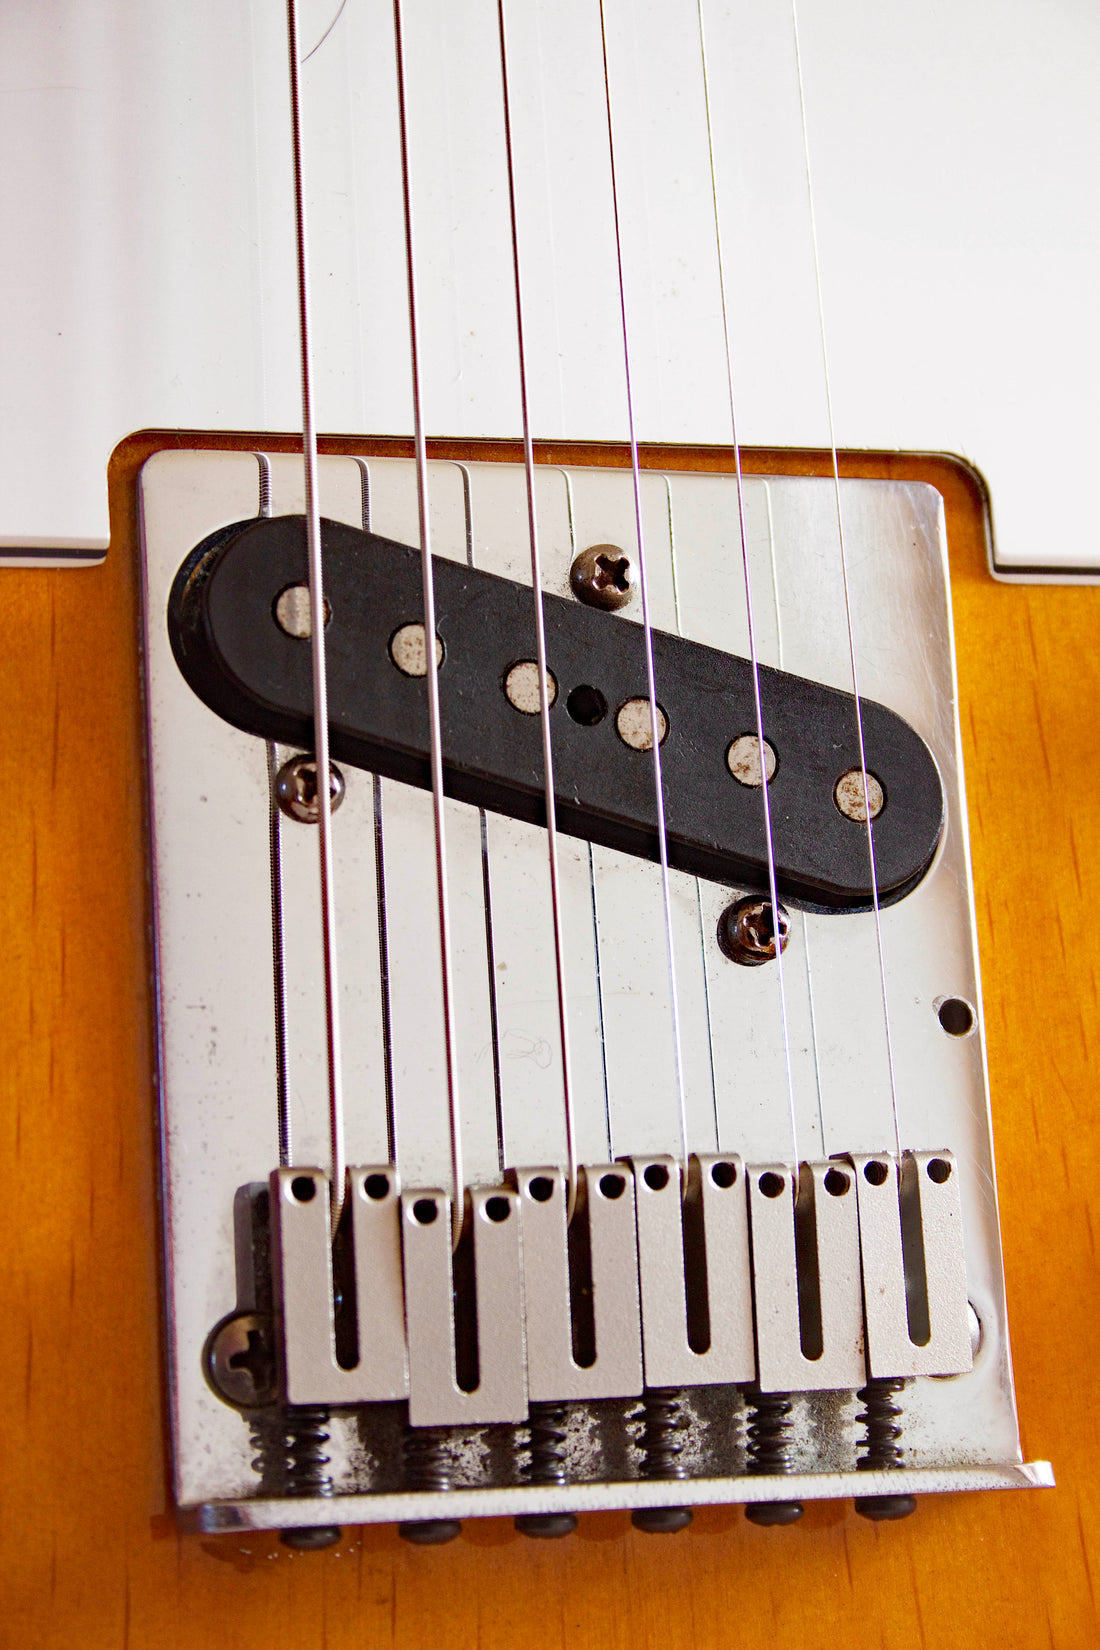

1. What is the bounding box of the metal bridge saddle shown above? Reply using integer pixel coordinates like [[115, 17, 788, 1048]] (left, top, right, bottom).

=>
[[167, 513, 945, 911]]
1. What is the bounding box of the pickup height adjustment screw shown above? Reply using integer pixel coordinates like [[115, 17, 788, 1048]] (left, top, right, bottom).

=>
[[570, 544, 635, 611], [275, 754, 346, 824], [717, 897, 791, 966]]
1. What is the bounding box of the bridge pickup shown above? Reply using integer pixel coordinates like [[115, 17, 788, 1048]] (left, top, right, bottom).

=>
[[168, 513, 944, 909]]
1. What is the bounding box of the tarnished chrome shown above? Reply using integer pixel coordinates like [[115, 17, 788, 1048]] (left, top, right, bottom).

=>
[[715, 898, 791, 967], [747, 1159, 864, 1393], [191, 1460, 1056, 1534], [631, 1154, 755, 1389], [141, 453, 1024, 1510], [401, 1185, 527, 1426], [851, 1150, 973, 1379], [515, 1165, 643, 1402], [274, 754, 346, 825], [569, 543, 635, 611], [272, 1166, 408, 1406]]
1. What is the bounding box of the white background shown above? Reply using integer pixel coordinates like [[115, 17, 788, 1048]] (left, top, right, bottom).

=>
[[1, 0, 1097, 570]]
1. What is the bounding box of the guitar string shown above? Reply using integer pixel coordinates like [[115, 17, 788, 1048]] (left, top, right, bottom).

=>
[[559, 465, 615, 1161], [285, 0, 347, 1221], [253, 450, 293, 1169], [456, 459, 507, 1180], [257, 447, 294, 1169], [790, 0, 902, 1160], [763, 474, 828, 1152], [695, 0, 799, 1167], [356, 458, 400, 1169], [496, 0, 580, 1218], [665, 476, 722, 1153], [392, 0, 466, 1248], [596, 0, 691, 1189]]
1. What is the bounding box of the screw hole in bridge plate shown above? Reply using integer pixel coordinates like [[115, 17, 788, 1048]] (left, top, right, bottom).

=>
[[363, 1173, 390, 1200], [484, 1195, 511, 1222], [599, 1172, 626, 1200], [566, 684, 608, 726], [823, 1167, 851, 1197], [926, 1157, 952, 1184], [936, 996, 975, 1037], [412, 1198, 439, 1226], [643, 1163, 670, 1191], [290, 1175, 317, 1203], [863, 1160, 890, 1187], [758, 1171, 785, 1199], [528, 1176, 554, 1203], [710, 1161, 737, 1189]]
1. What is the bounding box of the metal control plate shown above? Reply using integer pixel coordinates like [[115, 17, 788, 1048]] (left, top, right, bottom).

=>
[[139, 447, 1027, 1516]]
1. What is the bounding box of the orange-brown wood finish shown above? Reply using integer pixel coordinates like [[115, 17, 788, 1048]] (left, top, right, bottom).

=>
[[3, 434, 1097, 1649]]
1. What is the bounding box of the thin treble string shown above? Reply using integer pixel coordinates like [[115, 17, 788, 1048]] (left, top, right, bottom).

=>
[[496, 0, 580, 1219], [392, 0, 466, 1246], [789, 0, 901, 1160], [456, 460, 506, 1180], [763, 476, 827, 1151], [356, 458, 400, 1169], [666, 475, 721, 1153], [695, 0, 798, 1164], [596, 0, 690, 1189], [560, 467, 614, 1162], [257, 448, 293, 1170], [285, 0, 347, 1220]]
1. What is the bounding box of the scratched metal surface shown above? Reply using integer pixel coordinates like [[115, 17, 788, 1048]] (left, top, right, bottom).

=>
[[138, 450, 1019, 1506]]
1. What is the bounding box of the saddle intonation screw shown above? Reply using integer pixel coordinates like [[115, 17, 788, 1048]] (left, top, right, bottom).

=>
[[515, 1402, 578, 1540], [632, 1387, 693, 1534], [279, 1405, 343, 1550], [400, 1423, 462, 1545], [744, 1389, 804, 1526], [854, 1378, 916, 1521]]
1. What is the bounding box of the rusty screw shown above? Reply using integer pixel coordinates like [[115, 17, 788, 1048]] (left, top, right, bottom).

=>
[[717, 897, 791, 967], [204, 1311, 278, 1410], [570, 544, 635, 611], [275, 754, 346, 824]]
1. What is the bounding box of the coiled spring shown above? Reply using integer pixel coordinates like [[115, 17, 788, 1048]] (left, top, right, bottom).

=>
[[856, 1378, 905, 1471], [527, 1401, 571, 1487], [284, 1406, 334, 1498], [746, 1390, 795, 1475], [638, 1388, 688, 1482], [404, 1425, 453, 1494]]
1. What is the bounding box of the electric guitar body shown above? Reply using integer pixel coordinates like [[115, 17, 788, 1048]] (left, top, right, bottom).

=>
[[4, 1, 1100, 1645]]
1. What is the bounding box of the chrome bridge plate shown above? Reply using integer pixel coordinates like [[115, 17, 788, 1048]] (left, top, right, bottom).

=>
[[139, 446, 1032, 1517]]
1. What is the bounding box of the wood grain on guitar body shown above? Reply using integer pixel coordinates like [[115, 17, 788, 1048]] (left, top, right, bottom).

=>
[[4, 3, 1098, 1647]]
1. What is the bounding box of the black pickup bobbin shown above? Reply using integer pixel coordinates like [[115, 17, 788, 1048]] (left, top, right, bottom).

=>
[[168, 514, 944, 913]]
